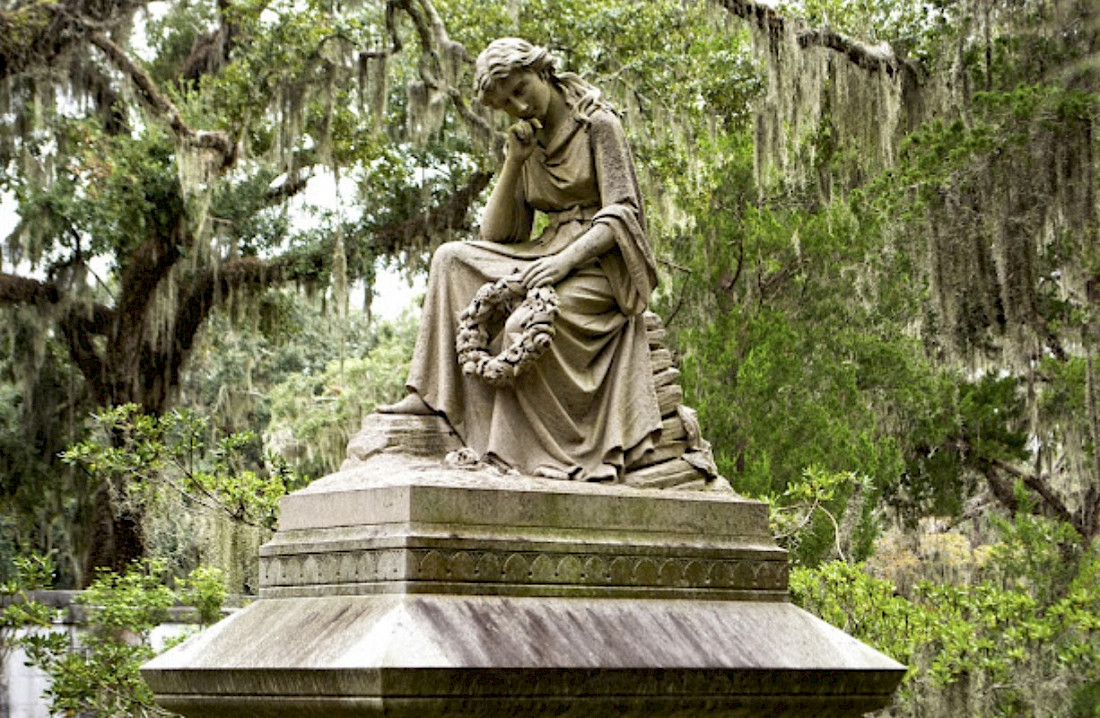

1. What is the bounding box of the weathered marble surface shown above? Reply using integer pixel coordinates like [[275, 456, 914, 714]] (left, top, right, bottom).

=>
[[146, 594, 902, 718], [263, 452, 786, 601], [142, 425, 905, 717]]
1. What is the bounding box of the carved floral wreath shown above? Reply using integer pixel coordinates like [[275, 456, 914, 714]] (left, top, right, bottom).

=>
[[456, 275, 561, 387]]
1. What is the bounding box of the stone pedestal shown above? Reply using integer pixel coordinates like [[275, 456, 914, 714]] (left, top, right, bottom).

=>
[[142, 416, 904, 717]]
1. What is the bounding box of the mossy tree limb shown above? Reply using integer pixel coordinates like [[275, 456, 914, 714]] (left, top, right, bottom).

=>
[[712, 0, 919, 79], [0, 0, 145, 80]]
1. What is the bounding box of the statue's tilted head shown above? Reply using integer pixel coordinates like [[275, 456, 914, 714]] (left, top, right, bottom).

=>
[[473, 38, 557, 106], [474, 38, 608, 117]]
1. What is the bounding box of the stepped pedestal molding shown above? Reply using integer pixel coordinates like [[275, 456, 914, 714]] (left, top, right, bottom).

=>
[[143, 413, 904, 717]]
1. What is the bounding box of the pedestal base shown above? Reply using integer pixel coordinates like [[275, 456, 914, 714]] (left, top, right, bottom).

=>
[[143, 418, 904, 716], [146, 593, 901, 717]]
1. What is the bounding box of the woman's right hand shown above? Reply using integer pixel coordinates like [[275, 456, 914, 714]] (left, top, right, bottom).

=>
[[506, 120, 538, 162]]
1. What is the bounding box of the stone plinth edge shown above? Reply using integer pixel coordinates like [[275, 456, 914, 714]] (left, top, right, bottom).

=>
[[259, 454, 787, 600], [143, 595, 905, 718]]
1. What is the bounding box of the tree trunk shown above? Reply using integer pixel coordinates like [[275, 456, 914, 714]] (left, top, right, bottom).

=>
[[84, 484, 146, 580]]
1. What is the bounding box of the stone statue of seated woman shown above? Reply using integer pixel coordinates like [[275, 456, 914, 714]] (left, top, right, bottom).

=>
[[380, 38, 719, 488]]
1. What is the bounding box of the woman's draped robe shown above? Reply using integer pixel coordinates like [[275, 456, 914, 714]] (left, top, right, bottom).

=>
[[407, 108, 661, 481]]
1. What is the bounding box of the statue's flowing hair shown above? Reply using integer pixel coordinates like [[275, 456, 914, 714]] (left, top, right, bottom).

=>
[[473, 38, 613, 120]]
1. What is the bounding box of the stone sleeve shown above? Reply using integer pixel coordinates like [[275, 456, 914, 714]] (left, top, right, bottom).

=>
[[589, 109, 658, 314]]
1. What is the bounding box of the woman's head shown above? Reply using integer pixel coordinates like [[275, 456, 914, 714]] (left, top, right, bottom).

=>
[[474, 38, 610, 119], [474, 38, 553, 100]]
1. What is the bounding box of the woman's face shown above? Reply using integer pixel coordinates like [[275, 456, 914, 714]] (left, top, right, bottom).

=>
[[482, 70, 552, 123]]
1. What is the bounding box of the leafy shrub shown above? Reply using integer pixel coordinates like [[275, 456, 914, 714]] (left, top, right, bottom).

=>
[[10, 556, 226, 718], [792, 526, 1100, 717]]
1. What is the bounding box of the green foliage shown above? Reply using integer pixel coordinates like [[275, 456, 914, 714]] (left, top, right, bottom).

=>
[[144, 0, 221, 85], [61, 404, 304, 532], [792, 562, 924, 674], [793, 535, 1100, 716], [177, 565, 229, 626], [440, 0, 759, 120], [180, 292, 398, 427], [890, 372, 1031, 518], [663, 183, 942, 563], [987, 502, 1087, 605], [18, 559, 226, 718], [170, 294, 418, 479], [780, 0, 956, 62], [656, 0, 1100, 581], [265, 313, 416, 477], [0, 314, 94, 587], [769, 466, 875, 565], [78, 562, 178, 637], [1, 554, 59, 675], [12, 120, 184, 265], [660, 0, 1100, 708]]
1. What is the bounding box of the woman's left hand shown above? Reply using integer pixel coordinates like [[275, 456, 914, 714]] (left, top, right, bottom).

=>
[[522, 254, 573, 288]]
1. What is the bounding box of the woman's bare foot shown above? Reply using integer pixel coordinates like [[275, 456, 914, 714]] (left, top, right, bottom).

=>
[[377, 393, 434, 415]]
